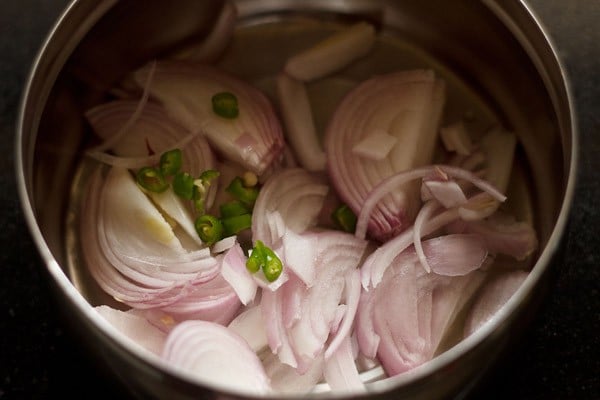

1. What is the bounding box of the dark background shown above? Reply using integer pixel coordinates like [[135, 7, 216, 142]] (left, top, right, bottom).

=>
[[1, 1, 598, 399]]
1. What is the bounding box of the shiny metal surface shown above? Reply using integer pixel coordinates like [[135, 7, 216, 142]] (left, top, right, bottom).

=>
[[16, 0, 576, 399]]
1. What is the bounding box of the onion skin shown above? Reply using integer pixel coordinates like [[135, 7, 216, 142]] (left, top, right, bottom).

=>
[[134, 61, 285, 175]]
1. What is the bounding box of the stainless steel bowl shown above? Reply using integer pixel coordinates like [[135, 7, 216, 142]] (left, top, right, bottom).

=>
[[16, 0, 576, 399]]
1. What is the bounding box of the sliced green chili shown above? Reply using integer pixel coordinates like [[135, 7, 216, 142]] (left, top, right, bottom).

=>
[[159, 148, 182, 176], [192, 169, 221, 214], [262, 245, 283, 282], [246, 240, 283, 282], [136, 167, 169, 193], [332, 204, 357, 233], [212, 92, 239, 119], [246, 241, 264, 273], [222, 213, 252, 237], [200, 169, 220, 183], [194, 214, 224, 246], [173, 172, 195, 199], [220, 200, 251, 219], [226, 176, 259, 206]]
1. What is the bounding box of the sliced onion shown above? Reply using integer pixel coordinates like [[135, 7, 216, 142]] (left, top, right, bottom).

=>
[[262, 230, 367, 373], [356, 259, 486, 376], [326, 70, 446, 241], [86, 99, 216, 244], [323, 335, 365, 393], [252, 168, 329, 250], [134, 61, 285, 175], [450, 212, 538, 260], [284, 22, 376, 82], [221, 241, 258, 305], [228, 305, 268, 352], [95, 305, 166, 356], [479, 127, 517, 193], [162, 320, 271, 394], [262, 352, 324, 394], [276, 73, 326, 171], [354, 164, 506, 241], [81, 167, 239, 323]]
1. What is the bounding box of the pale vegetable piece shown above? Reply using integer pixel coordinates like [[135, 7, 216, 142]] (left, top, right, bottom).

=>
[[351, 129, 398, 161], [276, 73, 326, 171], [479, 127, 517, 193], [440, 120, 473, 155], [96, 305, 167, 356], [285, 22, 376, 82]]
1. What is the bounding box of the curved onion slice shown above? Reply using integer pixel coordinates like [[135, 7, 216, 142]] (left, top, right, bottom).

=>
[[162, 320, 271, 394], [81, 167, 240, 322], [134, 61, 285, 175], [323, 335, 365, 393], [356, 260, 486, 376], [252, 168, 329, 248], [95, 305, 166, 356], [326, 70, 446, 241], [221, 241, 258, 305], [450, 212, 538, 260]]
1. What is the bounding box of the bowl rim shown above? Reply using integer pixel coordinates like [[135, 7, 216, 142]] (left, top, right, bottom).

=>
[[14, 0, 579, 398]]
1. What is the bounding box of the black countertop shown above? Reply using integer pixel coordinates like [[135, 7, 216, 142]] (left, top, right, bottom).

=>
[[1, 1, 598, 399]]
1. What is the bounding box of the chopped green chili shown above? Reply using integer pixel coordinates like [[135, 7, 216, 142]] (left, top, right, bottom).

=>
[[136, 167, 169, 193], [332, 204, 357, 233], [194, 214, 224, 245], [192, 170, 220, 214], [246, 240, 283, 282], [212, 92, 239, 119], [159, 149, 182, 176], [220, 200, 251, 219], [226, 176, 259, 206], [262, 245, 283, 282], [222, 213, 252, 236], [173, 172, 195, 199], [200, 169, 220, 183], [246, 241, 264, 273]]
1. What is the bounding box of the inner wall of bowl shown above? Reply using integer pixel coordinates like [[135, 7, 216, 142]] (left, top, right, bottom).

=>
[[25, 0, 569, 398]]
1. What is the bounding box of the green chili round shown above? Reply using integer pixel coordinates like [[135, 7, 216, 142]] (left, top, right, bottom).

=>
[[226, 176, 259, 206], [194, 214, 224, 245], [262, 247, 283, 282], [159, 148, 182, 176], [245, 240, 282, 282], [332, 204, 357, 233], [172, 172, 194, 199], [246, 240, 266, 273], [212, 92, 239, 119], [136, 167, 169, 193], [220, 200, 251, 219], [222, 213, 252, 236]]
